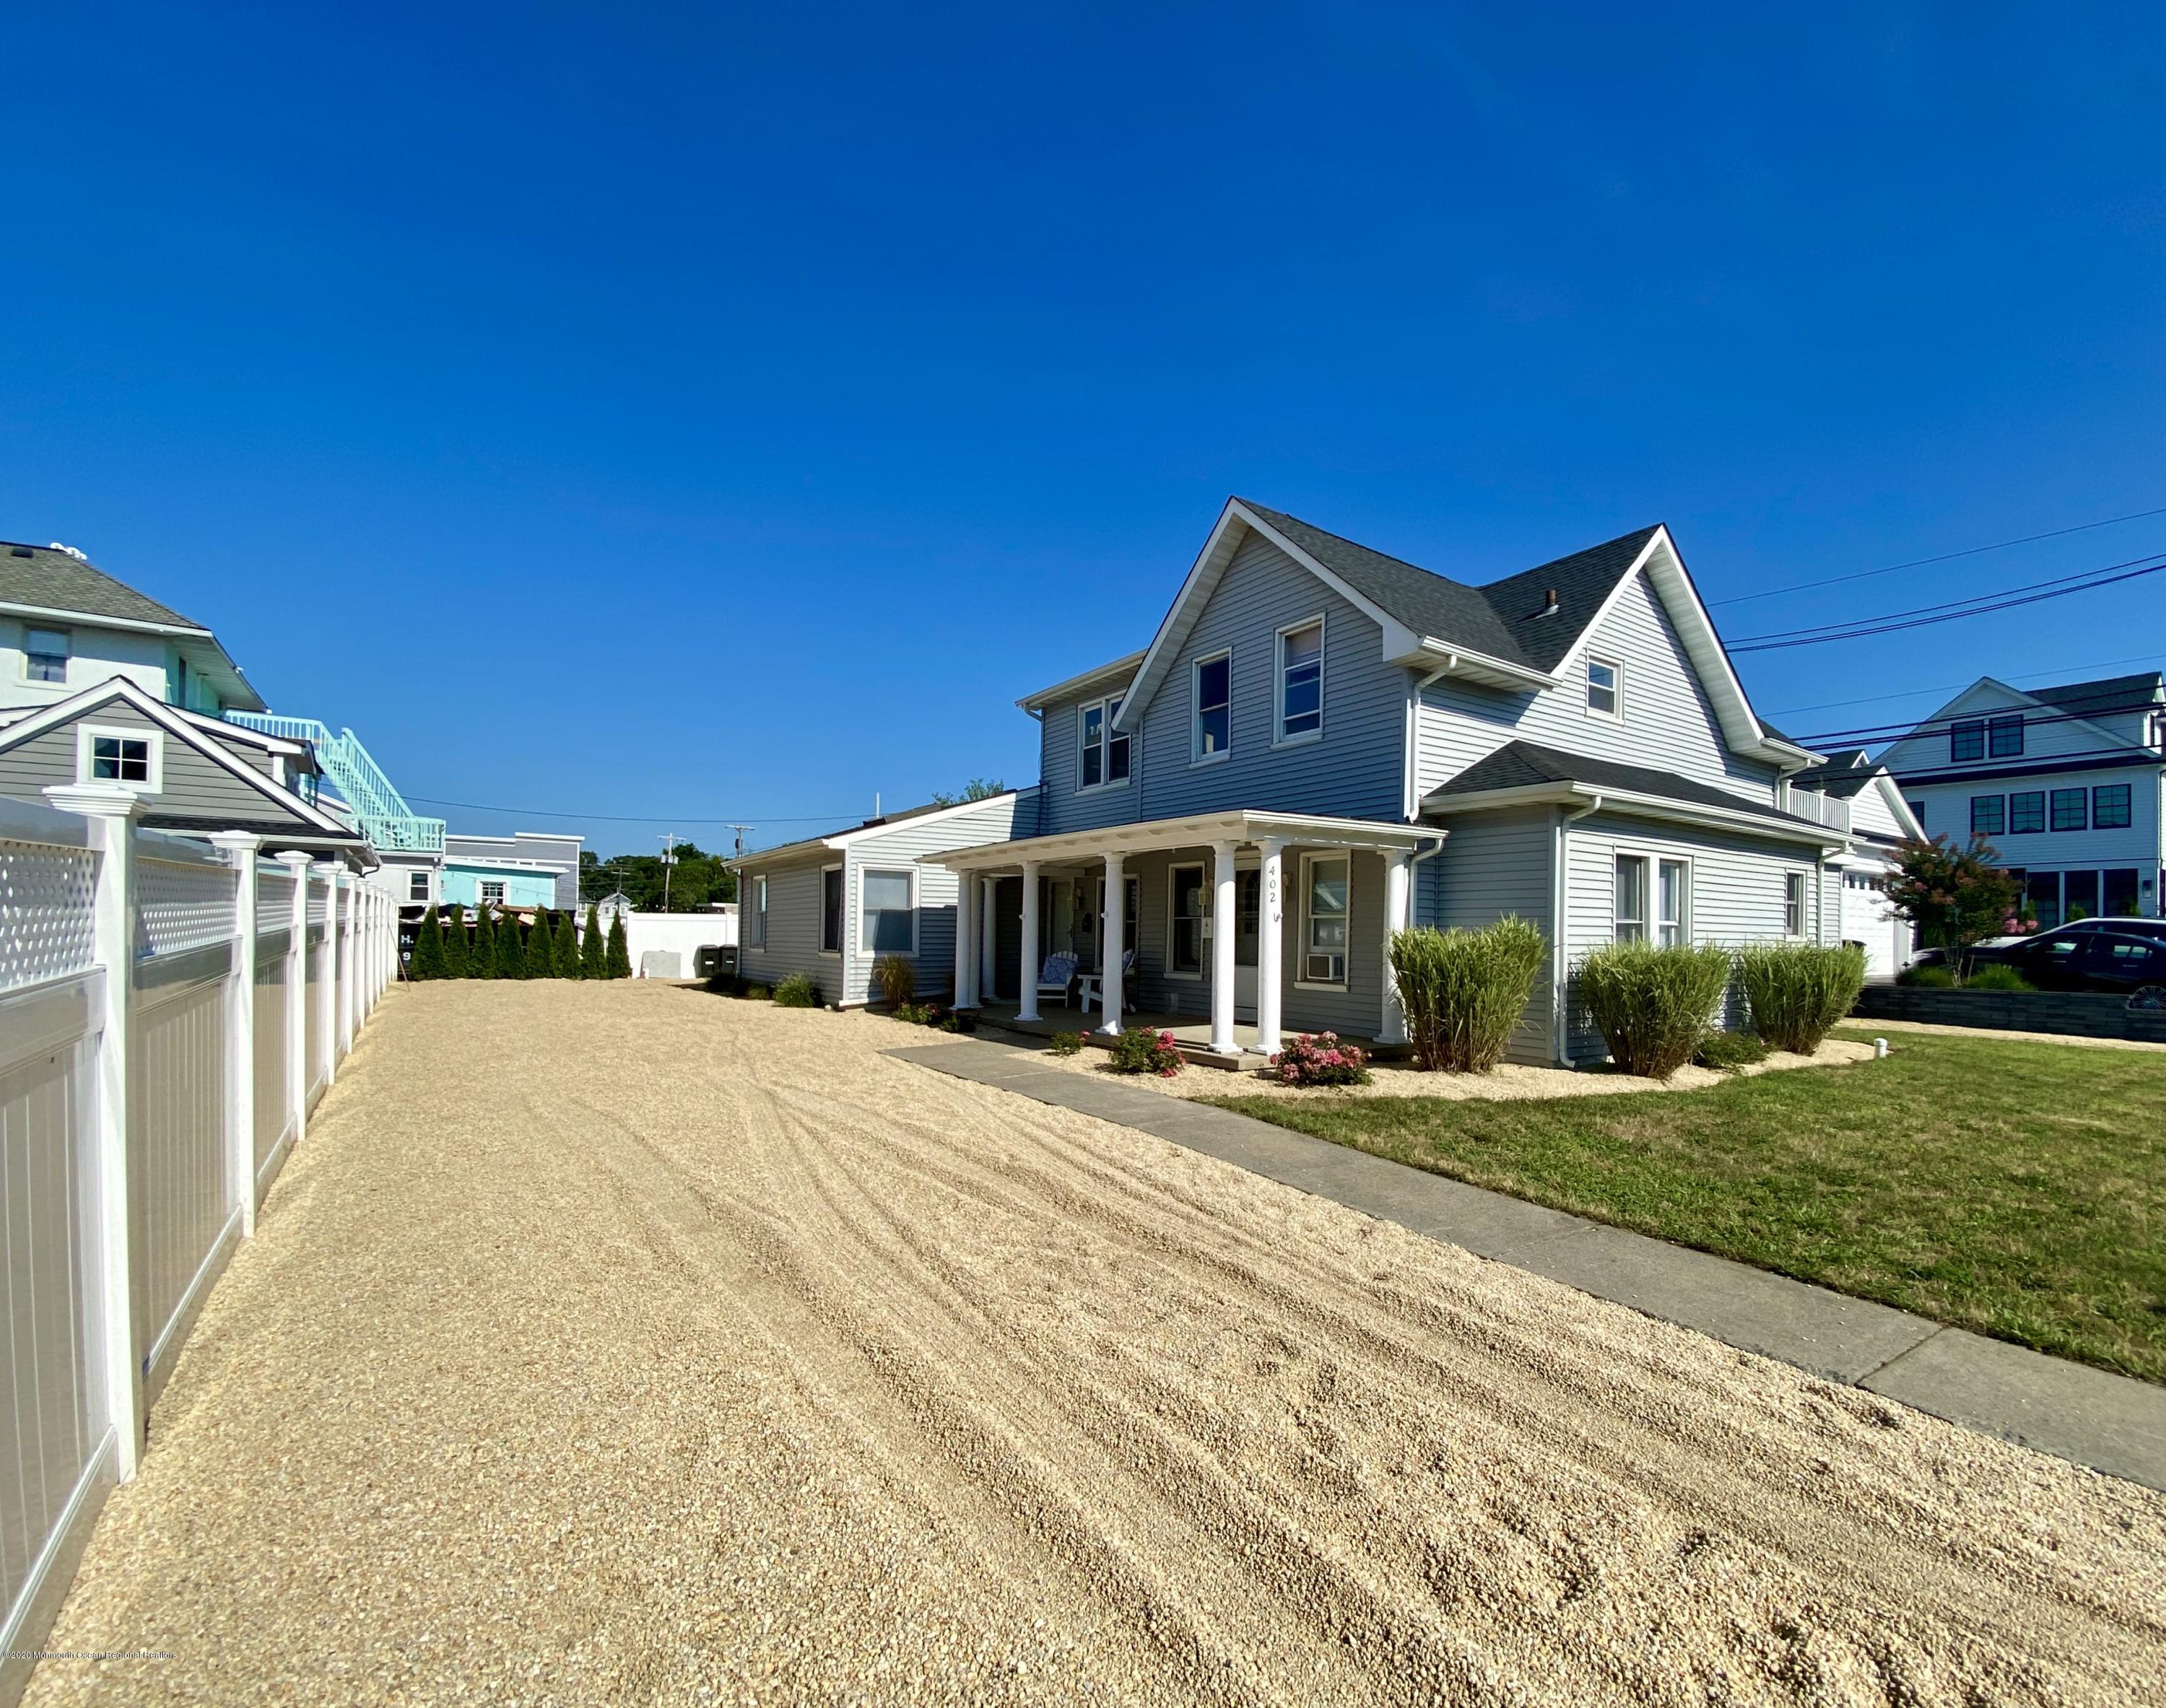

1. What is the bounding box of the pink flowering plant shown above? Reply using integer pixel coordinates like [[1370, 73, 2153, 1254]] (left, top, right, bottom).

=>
[[1270, 1032, 1371, 1088], [1108, 1027, 1185, 1077]]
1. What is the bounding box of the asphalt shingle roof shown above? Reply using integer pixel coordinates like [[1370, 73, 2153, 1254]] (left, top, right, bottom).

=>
[[2026, 671, 2165, 723], [1788, 749, 1880, 799], [1425, 739, 1824, 829], [0, 541, 206, 629]]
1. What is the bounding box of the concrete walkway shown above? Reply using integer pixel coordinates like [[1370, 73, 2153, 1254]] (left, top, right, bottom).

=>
[[890, 1038, 2166, 1491]]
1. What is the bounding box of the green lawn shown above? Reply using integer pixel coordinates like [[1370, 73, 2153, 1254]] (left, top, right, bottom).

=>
[[1208, 1027, 2166, 1382]]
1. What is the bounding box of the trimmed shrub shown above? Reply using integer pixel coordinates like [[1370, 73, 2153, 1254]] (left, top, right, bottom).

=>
[[605, 915, 632, 980], [493, 908, 526, 979], [1898, 963, 1955, 988], [1576, 941, 1734, 1080], [1389, 918, 1547, 1073], [1738, 942, 1867, 1054], [518, 910, 551, 979], [1109, 1027, 1183, 1076], [1048, 1031, 1087, 1057], [874, 954, 915, 1011], [580, 905, 606, 978], [470, 908, 497, 980], [441, 902, 469, 978], [773, 971, 822, 1008], [409, 905, 445, 980], [1270, 1032, 1371, 1087], [554, 910, 581, 977], [1965, 962, 2035, 993], [1693, 1029, 1769, 1073]]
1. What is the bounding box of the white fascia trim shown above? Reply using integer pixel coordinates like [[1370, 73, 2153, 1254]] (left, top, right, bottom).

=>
[[1874, 772, 1927, 842], [0, 676, 361, 837], [1427, 780, 1846, 848], [0, 599, 212, 640], [1017, 650, 1147, 713], [827, 789, 1025, 849]]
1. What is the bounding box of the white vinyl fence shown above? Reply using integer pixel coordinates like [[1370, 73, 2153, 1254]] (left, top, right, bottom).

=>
[[0, 786, 395, 1705]]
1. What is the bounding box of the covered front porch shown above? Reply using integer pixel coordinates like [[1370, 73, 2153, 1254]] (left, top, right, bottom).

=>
[[936, 809, 1439, 1058]]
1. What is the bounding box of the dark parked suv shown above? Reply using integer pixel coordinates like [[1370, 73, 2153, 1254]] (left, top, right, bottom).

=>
[[1976, 928, 2166, 1003]]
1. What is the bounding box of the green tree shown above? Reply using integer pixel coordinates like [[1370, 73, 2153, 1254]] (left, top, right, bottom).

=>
[[606, 913, 632, 979], [553, 907, 580, 977], [517, 910, 549, 979], [493, 906, 525, 979], [580, 905, 606, 978], [441, 902, 469, 978], [929, 777, 1006, 806], [470, 906, 497, 980], [409, 905, 445, 980], [580, 843, 737, 910], [1887, 836, 2021, 977]]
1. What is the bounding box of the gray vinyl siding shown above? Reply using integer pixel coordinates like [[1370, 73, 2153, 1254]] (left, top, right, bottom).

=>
[[1560, 813, 1837, 1061], [1121, 533, 1405, 824], [1416, 570, 1779, 804], [1419, 809, 1556, 1063], [1036, 692, 1142, 837], [0, 702, 316, 829], [850, 790, 1031, 1003], [736, 859, 833, 1001]]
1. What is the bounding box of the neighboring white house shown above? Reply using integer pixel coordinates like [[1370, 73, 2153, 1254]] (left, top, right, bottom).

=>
[[1786, 749, 1926, 977], [1880, 671, 2165, 928]]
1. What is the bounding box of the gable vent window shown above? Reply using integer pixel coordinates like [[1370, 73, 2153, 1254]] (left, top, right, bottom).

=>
[[1586, 657, 1621, 719], [1193, 652, 1232, 762], [1277, 620, 1323, 742], [23, 627, 68, 684], [91, 736, 149, 783]]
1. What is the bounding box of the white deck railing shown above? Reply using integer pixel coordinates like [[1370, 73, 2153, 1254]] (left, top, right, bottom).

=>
[[1787, 788, 1853, 835]]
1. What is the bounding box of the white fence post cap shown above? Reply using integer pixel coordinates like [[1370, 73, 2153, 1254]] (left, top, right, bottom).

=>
[[207, 830, 263, 853], [43, 783, 146, 820]]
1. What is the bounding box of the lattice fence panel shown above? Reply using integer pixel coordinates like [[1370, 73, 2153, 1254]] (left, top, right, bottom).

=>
[[256, 870, 295, 933], [137, 855, 237, 959], [0, 837, 99, 994]]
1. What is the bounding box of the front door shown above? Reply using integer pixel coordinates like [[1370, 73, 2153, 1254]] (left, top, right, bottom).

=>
[[1234, 868, 1260, 1021]]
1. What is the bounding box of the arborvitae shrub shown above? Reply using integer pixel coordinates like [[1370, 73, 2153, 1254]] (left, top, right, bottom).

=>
[[493, 907, 525, 979], [605, 914, 632, 979], [409, 905, 445, 980], [554, 909, 580, 977], [521, 910, 554, 979], [580, 905, 606, 978], [470, 907, 497, 980], [442, 902, 469, 978]]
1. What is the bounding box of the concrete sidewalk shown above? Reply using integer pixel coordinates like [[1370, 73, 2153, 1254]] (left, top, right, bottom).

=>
[[890, 1039, 2166, 1491]]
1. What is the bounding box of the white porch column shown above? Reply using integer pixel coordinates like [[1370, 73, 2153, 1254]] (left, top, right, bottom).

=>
[[978, 876, 996, 1000], [209, 833, 261, 1238], [953, 872, 976, 1007], [1017, 863, 1042, 1021], [45, 785, 145, 1481], [1098, 852, 1126, 1034], [279, 853, 310, 1145], [312, 862, 340, 1084], [1380, 848, 1414, 1046], [1255, 837, 1285, 1056], [1209, 840, 1239, 1054]]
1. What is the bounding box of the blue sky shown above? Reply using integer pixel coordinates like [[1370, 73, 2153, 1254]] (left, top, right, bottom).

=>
[[4, 4, 2162, 853]]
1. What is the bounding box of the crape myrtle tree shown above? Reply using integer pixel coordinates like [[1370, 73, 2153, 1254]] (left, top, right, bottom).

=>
[[580, 905, 606, 978], [606, 913, 632, 979], [441, 902, 469, 978], [1886, 835, 2021, 979], [409, 905, 446, 979]]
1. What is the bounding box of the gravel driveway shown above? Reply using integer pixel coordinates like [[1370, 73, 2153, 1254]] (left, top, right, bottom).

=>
[[26, 982, 2165, 1706]]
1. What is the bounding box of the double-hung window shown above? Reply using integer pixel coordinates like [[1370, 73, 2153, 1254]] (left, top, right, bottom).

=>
[[1988, 715, 2024, 757], [752, 876, 768, 948], [1277, 620, 1323, 742], [1170, 864, 1205, 975], [409, 871, 430, 902], [1970, 794, 2005, 837], [1586, 657, 1621, 719], [2093, 783, 2132, 830], [1784, 872, 1807, 937], [2050, 788, 2087, 832], [1613, 855, 1648, 943], [820, 866, 844, 954], [1656, 859, 1689, 947], [1193, 653, 1231, 761], [860, 868, 913, 953], [1950, 718, 1986, 762], [1079, 697, 1130, 789], [23, 627, 67, 684], [2007, 790, 2045, 834], [1301, 855, 1349, 984]]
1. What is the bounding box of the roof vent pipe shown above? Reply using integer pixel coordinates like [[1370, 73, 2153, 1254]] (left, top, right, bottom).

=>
[[1539, 588, 1559, 616]]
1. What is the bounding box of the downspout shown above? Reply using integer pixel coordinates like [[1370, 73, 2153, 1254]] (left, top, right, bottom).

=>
[[1403, 656, 1459, 822], [1552, 794, 1602, 1068]]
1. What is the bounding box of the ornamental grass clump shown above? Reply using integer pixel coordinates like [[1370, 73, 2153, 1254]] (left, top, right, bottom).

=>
[[874, 954, 915, 1011], [1737, 942, 1868, 1054], [1109, 1027, 1183, 1076], [1388, 918, 1547, 1073], [1576, 940, 1734, 1080], [1270, 1032, 1370, 1087], [772, 971, 822, 1008], [1693, 1029, 1769, 1073]]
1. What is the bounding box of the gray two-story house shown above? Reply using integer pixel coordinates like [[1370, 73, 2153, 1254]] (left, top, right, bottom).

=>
[[933, 498, 1854, 1066]]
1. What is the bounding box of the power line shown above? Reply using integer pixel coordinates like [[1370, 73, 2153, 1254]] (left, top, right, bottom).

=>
[[1708, 501, 2166, 608], [1763, 652, 2166, 719], [404, 796, 861, 824], [1729, 552, 2166, 653], [1795, 696, 2164, 751]]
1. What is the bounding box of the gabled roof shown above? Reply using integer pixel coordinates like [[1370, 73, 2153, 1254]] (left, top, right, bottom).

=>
[[1788, 748, 1879, 798], [1017, 650, 1145, 713], [729, 788, 1031, 869], [2025, 671, 2165, 721], [1423, 739, 1840, 843], [1113, 499, 1814, 767]]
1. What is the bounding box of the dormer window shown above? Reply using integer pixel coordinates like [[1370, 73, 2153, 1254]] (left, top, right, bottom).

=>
[[1950, 718, 1985, 762], [1078, 696, 1130, 790], [1585, 656, 1621, 719], [23, 627, 67, 684], [1988, 714, 2024, 758]]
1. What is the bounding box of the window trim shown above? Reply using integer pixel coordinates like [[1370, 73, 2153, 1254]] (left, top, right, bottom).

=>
[[819, 862, 845, 957], [1613, 853, 1648, 943], [1970, 793, 2005, 838], [1273, 615, 1325, 748], [1656, 855, 1692, 949], [1987, 714, 2024, 759], [1075, 694, 1131, 793], [1191, 648, 1233, 767], [2007, 790, 2045, 835], [22, 625, 69, 685], [1585, 655, 1623, 722], [2050, 787, 2088, 833], [1295, 850, 1350, 988], [1784, 870, 1809, 938], [75, 723, 162, 793], [1167, 861, 1206, 979], [1950, 718, 1986, 763], [409, 870, 431, 902], [479, 879, 507, 905], [858, 864, 918, 956], [2093, 783, 2133, 831]]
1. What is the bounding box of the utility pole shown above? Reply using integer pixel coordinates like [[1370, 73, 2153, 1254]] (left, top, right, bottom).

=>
[[658, 832, 678, 913]]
